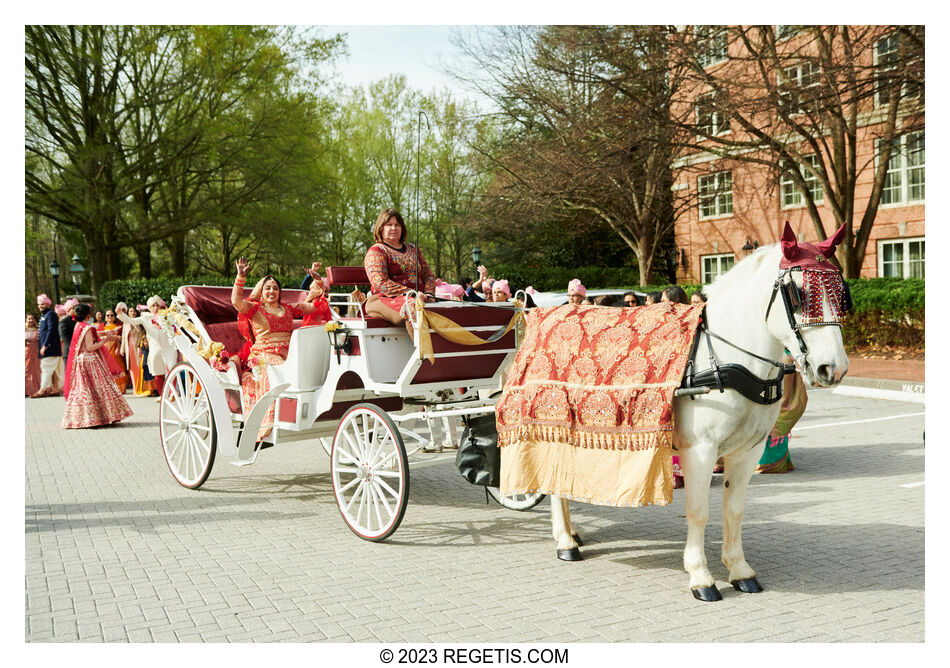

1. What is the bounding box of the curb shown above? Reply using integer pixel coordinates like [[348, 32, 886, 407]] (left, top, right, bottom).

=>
[[834, 376, 925, 403]]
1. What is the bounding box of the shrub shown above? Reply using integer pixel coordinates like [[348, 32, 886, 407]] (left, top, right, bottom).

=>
[[97, 274, 305, 310], [845, 277, 924, 315]]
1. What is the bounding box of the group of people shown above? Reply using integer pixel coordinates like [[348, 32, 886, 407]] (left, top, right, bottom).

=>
[[27, 206, 805, 468], [26, 293, 174, 429]]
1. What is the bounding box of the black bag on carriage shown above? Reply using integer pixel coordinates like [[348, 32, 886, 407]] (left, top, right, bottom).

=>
[[456, 414, 501, 487]]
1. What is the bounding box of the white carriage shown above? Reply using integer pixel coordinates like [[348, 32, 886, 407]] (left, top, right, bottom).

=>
[[154, 266, 541, 541]]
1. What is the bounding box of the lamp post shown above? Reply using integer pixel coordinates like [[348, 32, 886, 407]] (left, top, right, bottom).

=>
[[49, 260, 60, 305], [69, 255, 86, 295], [471, 246, 482, 278]]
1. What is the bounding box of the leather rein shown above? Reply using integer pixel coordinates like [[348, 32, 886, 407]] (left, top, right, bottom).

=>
[[680, 267, 842, 405]]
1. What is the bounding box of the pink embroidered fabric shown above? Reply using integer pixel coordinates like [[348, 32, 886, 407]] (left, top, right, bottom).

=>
[[61, 327, 133, 429]]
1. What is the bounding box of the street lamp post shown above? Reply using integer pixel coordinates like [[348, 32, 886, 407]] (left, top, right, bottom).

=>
[[69, 255, 86, 296], [471, 246, 482, 278], [49, 260, 60, 305]]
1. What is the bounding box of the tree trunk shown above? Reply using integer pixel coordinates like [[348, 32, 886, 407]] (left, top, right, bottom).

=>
[[169, 232, 186, 276], [134, 242, 152, 278]]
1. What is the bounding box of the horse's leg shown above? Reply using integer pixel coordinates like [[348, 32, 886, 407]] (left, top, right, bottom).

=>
[[551, 497, 582, 561], [721, 444, 765, 593], [680, 445, 721, 601]]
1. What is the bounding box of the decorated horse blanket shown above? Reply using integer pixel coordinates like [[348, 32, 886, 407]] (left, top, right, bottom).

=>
[[497, 303, 703, 507]]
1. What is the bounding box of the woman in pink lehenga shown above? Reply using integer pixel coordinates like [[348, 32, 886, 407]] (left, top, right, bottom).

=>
[[25, 313, 41, 396], [62, 304, 133, 429]]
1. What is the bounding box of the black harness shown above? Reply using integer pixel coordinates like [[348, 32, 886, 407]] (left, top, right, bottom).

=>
[[680, 266, 847, 405], [680, 311, 795, 405]]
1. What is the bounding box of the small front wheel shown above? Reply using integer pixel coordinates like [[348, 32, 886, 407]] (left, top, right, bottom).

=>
[[160, 363, 217, 489], [331, 403, 409, 541], [486, 487, 546, 511]]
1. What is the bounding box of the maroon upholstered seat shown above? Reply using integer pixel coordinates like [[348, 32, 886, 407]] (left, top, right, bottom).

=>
[[326, 266, 369, 287]]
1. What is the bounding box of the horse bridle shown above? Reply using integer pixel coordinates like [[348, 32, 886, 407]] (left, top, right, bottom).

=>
[[765, 267, 845, 371]]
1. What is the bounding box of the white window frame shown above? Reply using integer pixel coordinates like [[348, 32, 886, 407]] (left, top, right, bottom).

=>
[[775, 25, 803, 41], [877, 236, 925, 278], [874, 31, 922, 107], [695, 26, 728, 68], [695, 92, 729, 138], [777, 61, 821, 115], [698, 170, 733, 220], [702, 253, 735, 284], [781, 155, 824, 209], [876, 131, 925, 207]]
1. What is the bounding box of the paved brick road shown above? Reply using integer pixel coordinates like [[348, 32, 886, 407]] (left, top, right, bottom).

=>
[[25, 388, 924, 643]]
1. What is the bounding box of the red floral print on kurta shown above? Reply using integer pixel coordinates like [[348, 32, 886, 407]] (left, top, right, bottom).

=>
[[364, 242, 437, 297]]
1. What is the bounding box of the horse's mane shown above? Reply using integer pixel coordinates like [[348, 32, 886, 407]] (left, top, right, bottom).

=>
[[703, 244, 778, 306]]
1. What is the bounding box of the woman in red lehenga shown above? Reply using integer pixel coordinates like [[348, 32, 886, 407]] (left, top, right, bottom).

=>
[[232, 257, 332, 441], [62, 304, 133, 429], [25, 313, 41, 396]]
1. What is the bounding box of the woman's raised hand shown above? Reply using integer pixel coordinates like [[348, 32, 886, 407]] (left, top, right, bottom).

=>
[[236, 257, 249, 278], [305, 261, 323, 280], [477, 265, 488, 279]]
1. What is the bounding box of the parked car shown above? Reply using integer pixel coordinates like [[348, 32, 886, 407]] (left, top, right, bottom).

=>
[[525, 288, 646, 307]]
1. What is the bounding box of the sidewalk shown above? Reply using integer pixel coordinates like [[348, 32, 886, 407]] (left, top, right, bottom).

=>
[[838, 355, 925, 402]]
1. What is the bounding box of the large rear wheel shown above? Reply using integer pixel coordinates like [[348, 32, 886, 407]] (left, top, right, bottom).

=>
[[160, 363, 217, 489], [331, 403, 409, 541], [486, 487, 546, 511]]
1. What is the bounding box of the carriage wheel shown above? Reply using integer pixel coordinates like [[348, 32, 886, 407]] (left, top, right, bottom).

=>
[[331, 403, 409, 541], [486, 487, 546, 511], [160, 363, 217, 489]]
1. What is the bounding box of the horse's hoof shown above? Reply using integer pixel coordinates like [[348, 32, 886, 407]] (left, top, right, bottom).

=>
[[731, 577, 763, 593], [557, 547, 583, 561], [571, 533, 583, 547], [691, 585, 723, 602]]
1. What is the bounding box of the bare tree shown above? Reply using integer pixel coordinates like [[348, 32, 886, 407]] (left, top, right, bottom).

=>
[[451, 25, 696, 284], [668, 25, 924, 277]]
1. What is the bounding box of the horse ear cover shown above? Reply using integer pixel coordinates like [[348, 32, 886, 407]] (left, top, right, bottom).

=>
[[816, 223, 847, 257], [780, 222, 800, 262]]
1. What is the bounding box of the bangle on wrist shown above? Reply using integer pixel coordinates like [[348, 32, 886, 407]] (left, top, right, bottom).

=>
[[235, 277, 246, 286]]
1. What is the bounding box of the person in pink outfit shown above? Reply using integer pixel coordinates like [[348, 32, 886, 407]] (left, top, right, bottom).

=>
[[567, 279, 586, 306], [25, 313, 41, 396], [61, 304, 133, 429]]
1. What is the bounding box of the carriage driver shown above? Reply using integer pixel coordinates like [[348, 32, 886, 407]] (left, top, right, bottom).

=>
[[362, 208, 439, 337]]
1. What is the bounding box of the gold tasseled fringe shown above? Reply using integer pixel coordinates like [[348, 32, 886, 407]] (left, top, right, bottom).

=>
[[498, 423, 672, 452]]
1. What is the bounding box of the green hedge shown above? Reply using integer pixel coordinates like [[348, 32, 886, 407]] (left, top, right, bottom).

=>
[[845, 277, 924, 315], [97, 275, 305, 310]]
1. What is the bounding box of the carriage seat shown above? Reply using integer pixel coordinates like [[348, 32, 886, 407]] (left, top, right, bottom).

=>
[[325, 266, 394, 329]]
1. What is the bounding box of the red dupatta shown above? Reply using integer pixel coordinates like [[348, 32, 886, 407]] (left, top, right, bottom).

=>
[[64, 322, 124, 399]]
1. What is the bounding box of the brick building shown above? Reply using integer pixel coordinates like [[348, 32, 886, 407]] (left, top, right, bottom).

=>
[[670, 26, 924, 285]]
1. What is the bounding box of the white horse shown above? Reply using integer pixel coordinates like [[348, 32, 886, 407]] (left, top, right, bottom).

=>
[[549, 223, 850, 601]]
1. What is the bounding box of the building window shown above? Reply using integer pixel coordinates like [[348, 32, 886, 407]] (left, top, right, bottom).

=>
[[781, 155, 824, 209], [778, 61, 821, 114], [696, 93, 729, 137], [702, 253, 735, 283], [695, 26, 728, 68], [698, 170, 733, 219], [875, 30, 923, 107], [877, 131, 925, 206], [776, 25, 804, 41], [878, 237, 925, 278]]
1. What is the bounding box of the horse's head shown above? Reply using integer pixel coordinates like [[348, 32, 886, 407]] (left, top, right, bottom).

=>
[[767, 222, 849, 387]]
